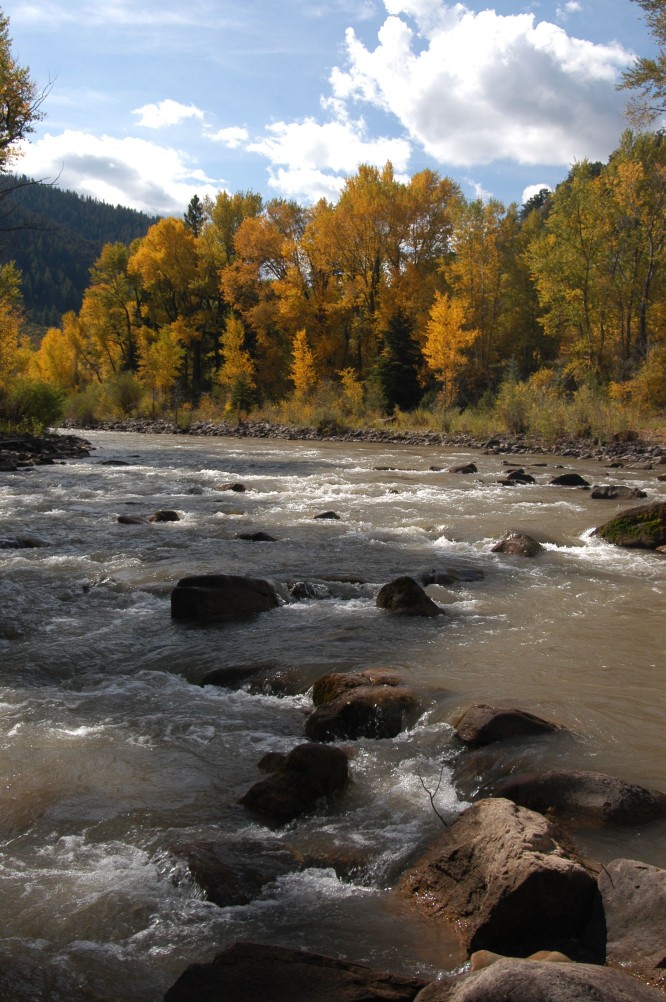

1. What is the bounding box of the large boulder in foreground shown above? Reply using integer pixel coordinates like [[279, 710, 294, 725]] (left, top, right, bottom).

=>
[[305, 669, 423, 741], [414, 957, 665, 1002], [171, 573, 279, 621], [593, 499, 666, 548], [376, 576, 444, 617], [453, 704, 560, 746], [493, 769, 666, 826], [599, 857, 666, 988], [164, 941, 428, 1002], [239, 742, 349, 826], [399, 798, 601, 960]]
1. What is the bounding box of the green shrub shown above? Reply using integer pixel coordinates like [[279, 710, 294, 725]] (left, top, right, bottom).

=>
[[0, 380, 65, 432]]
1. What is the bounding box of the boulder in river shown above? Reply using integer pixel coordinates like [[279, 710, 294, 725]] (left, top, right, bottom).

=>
[[376, 576, 445, 617], [235, 530, 277, 541], [549, 473, 591, 487], [314, 510, 341, 520], [453, 704, 561, 746], [593, 500, 666, 548], [491, 531, 542, 557], [171, 573, 279, 622], [0, 532, 49, 549], [148, 509, 181, 522], [414, 957, 665, 1002], [399, 797, 601, 960], [164, 941, 428, 1002], [239, 742, 350, 826], [305, 669, 423, 741], [492, 769, 666, 826], [170, 838, 299, 907], [590, 485, 648, 500], [599, 857, 666, 988], [448, 463, 478, 474]]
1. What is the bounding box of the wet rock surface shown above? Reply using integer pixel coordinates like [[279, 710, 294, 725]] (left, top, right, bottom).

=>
[[599, 857, 666, 989], [164, 941, 429, 1002], [593, 500, 666, 548], [376, 576, 445, 617], [400, 798, 601, 960], [170, 573, 279, 622], [491, 531, 543, 557], [492, 769, 666, 826], [305, 669, 423, 741], [414, 957, 666, 1002], [453, 704, 561, 746]]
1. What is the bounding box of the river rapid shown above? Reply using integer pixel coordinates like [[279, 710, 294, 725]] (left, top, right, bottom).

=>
[[1, 429, 664, 1001]]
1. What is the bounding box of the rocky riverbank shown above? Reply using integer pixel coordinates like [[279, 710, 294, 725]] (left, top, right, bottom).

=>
[[61, 417, 666, 466], [0, 431, 92, 471]]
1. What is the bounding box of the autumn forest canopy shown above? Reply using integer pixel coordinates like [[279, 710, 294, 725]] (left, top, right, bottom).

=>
[[1, 1, 666, 437]]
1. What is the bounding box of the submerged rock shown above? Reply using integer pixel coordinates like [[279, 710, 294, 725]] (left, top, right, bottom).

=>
[[400, 797, 601, 960], [376, 576, 445, 617], [593, 500, 666, 548], [453, 704, 560, 746], [314, 510, 341, 520], [492, 769, 666, 826], [239, 742, 350, 826], [235, 531, 277, 541], [164, 941, 428, 1002], [171, 573, 279, 622], [417, 567, 485, 586]]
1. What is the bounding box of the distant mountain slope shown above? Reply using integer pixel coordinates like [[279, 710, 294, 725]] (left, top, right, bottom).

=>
[[0, 176, 160, 330]]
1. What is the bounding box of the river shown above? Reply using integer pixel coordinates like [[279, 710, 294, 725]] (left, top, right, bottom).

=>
[[1, 430, 664, 1000]]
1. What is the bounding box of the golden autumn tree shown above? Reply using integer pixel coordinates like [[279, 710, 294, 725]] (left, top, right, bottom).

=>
[[136, 324, 184, 414], [290, 328, 318, 398], [217, 314, 256, 418], [0, 262, 24, 386], [424, 292, 480, 406]]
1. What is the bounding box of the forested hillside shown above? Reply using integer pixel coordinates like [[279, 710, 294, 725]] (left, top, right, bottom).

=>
[[0, 176, 158, 329]]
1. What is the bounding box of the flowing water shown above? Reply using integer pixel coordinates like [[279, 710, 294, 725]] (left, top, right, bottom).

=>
[[0, 430, 664, 1000]]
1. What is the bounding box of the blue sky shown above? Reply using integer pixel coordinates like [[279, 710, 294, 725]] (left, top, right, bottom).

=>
[[5, 0, 661, 216]]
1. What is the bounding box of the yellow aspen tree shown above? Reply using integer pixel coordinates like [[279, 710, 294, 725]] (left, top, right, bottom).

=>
[[217, 314, 256, 418], [137, 325, 184, 414], [423, 292, 479, 406], [290, 328, 318, 398]]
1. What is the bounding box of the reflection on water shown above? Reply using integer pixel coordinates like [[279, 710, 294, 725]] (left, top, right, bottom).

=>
[[0, 430, 664, 1000]]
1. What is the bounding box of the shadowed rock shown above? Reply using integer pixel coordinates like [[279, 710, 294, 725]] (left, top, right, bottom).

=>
[[448, 463, 478, 474], [171, 574, 279, 622], [493, 769, 666, 826], [417, 567, 485, 586], [170, 839, 299, 907], [239, 742, 350, 826], [550, 473, 591, 487], [164, 941, 428, 1002], [376, 576, 445, 617], [593, 500, 666, 548], [453, 704, 560, 746], [235, 531, 277, 541], [314, 510, 341, 520]]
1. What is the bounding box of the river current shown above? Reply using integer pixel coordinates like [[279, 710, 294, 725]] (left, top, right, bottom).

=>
[[1, 430, 664, 1000]]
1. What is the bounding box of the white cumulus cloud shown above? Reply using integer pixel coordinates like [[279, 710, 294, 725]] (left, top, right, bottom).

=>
[[16, 130, 221, 215], [209, 126, 250, 148], [246, 115, 411, 202], [133, 99, 205, 129], [330, 1, 633, 168]]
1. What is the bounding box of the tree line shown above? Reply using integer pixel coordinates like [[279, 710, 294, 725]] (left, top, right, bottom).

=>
[[13, 130, 665, 420]]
